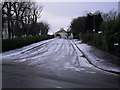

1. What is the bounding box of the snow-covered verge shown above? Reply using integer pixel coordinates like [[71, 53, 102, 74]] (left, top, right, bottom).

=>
[[2, 38, 120, 74], [1, 38, 95, 73], [73, 39, 120, 74], [1, 38, 54, 62]]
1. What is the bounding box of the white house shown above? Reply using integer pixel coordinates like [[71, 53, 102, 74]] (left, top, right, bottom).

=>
[[54, 28, 74, 39], [54, 28, 68, 39]]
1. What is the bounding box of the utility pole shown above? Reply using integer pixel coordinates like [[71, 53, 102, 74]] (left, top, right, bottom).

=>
[[93, 15, 95, 32], [93, 15, 96, 45]]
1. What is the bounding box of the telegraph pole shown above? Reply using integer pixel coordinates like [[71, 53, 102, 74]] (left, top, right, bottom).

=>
[[93, 15, 96, 45]]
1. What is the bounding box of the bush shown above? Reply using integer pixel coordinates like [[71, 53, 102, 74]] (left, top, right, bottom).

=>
[[95, 33, 102, 46], [80, 33, 93, 44], [74, 34, 79, 39], [100, 17, 120, 57], [2, 35, 54, 52]]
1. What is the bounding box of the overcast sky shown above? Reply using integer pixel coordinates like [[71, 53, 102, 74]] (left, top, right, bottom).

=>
[[36, 2, 118, 34]]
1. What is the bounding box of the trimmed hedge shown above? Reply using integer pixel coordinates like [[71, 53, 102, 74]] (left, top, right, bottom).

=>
[[2, 35, 54, 52], [79, 32, 120, 58]]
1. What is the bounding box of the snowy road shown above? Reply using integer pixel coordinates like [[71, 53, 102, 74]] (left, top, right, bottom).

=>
[[2, 38, 119, 88]]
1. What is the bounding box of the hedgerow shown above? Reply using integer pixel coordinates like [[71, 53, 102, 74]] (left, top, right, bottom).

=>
[[2, 35, 54, 52]]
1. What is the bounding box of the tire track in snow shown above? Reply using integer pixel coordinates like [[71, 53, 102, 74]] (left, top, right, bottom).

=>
[[2, 39, 55, 64], [11, 40, 56, 60]]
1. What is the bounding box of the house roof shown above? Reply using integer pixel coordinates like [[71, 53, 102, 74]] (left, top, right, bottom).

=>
[[55, 28, 67, 34]]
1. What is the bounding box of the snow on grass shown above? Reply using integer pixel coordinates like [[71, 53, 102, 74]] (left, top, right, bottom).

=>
[[74, 40, 120, 73], [1, 39, 54, 62], [2, 38, 108, 73]]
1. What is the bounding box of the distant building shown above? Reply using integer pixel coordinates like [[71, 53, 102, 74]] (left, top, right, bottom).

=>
[[54, 28, 74, 39], [54, 28, 68, 39]]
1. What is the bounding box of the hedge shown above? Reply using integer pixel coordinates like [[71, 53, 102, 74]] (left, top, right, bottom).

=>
[[2, 35, 54, 52]]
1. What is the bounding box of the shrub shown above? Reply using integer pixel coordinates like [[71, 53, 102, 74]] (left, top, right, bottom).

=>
[[80, 33, 93, 44], [2, 35, 54, 52], [95, 33, 102, 46]]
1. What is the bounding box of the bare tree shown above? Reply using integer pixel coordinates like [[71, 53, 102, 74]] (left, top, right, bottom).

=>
[[40, 22, 50, 35], [31, 3, 43, 24], [2, 2, 43, 38], [102, 10, 117, 21], [2, 2, 14, 38]]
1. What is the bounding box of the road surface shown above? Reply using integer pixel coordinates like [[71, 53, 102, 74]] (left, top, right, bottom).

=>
[[2, 38, 119, 88]]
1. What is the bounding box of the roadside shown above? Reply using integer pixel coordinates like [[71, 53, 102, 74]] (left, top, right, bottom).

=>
[[2, 35, 54, 52], [72, 39, 120, 74], [1, 38, 54, 63], [2, 38, 119, 88]]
